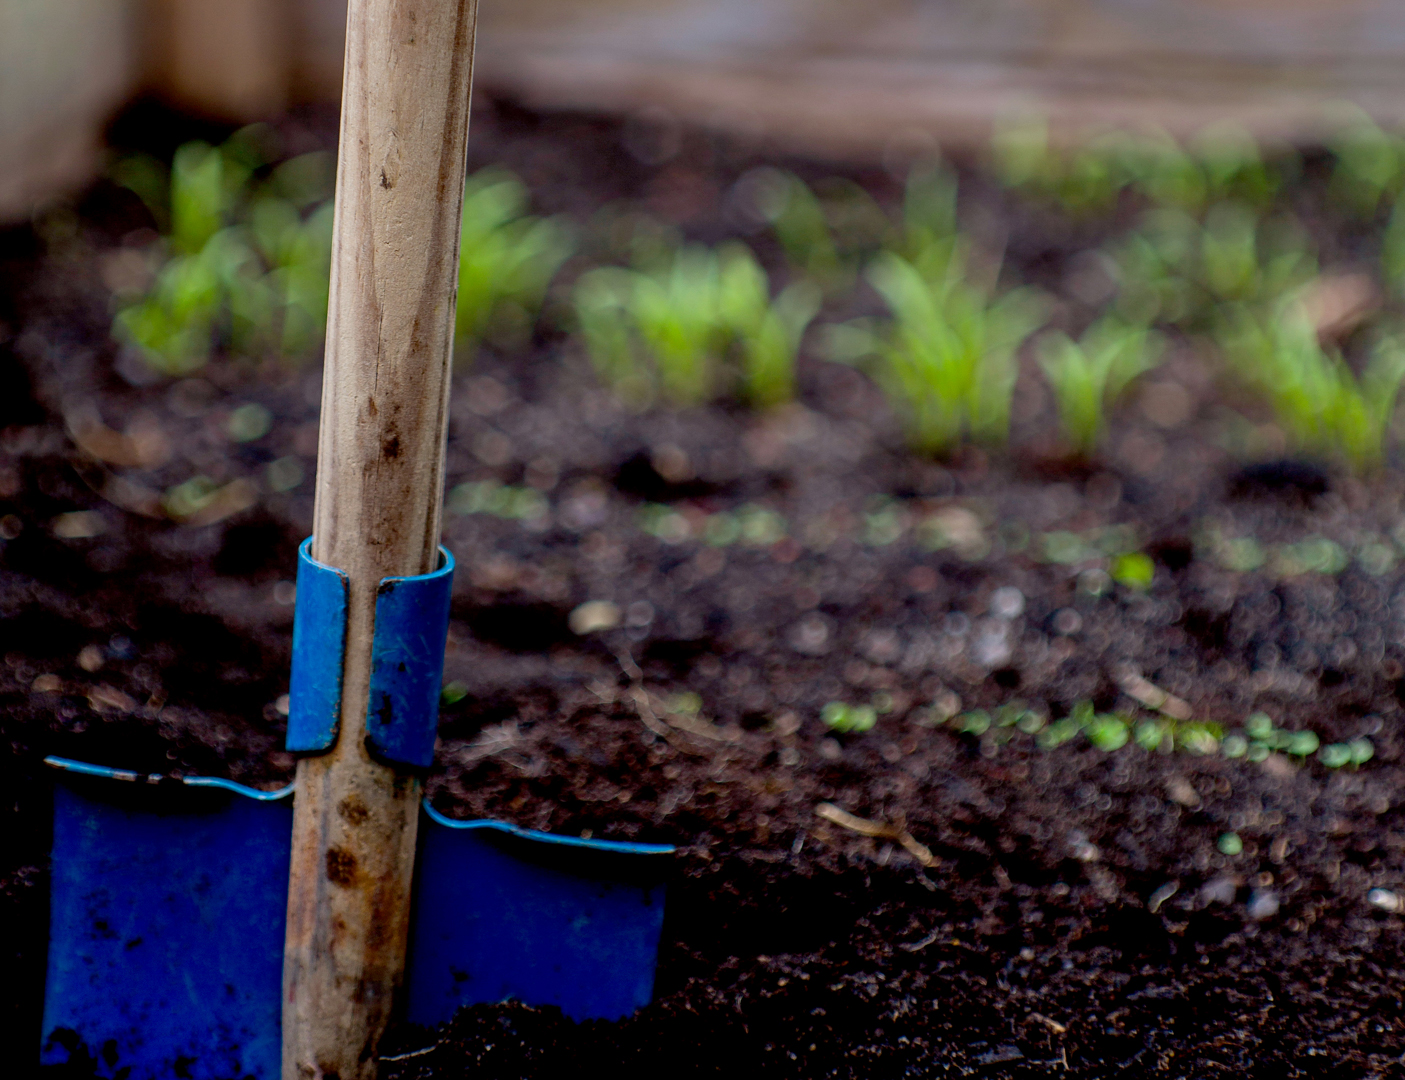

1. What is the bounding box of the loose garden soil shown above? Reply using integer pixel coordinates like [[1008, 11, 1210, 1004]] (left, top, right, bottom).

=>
[[7, 100, 1405, 1078]]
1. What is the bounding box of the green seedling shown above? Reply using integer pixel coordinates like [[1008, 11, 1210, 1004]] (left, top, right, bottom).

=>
[[113, 151, 565, 375], [831, 250, 1047, 455], [111, 128, 332, 373], [1085, 712, 1131, 751], [1110, 205, 1315, 326], [579, 247, 724, 405], [745, 170, 893, 293], [576, 243, 818, 410], [454, 170, 574, 358], [1037, 316, 1164, 457], [1318, 738, 1374, 768], [1216, 298, 1405, 472], [990, 114, 1126, 217], [1383, 201, 1405, 297], [991, 117, 1280, 218], [718, 247, 822, 408], [1217, 832, 1244, 856], [1035, 524, 1138, 566], [822, 702, 877, 735], [1109, 551, 1155, 589], [1328, 109, 1405, 218], [1123, 125, 1282, 213], [747, 169, 844, 287], [1226, 711, 1333, 765], [227, 403, 273, 442]]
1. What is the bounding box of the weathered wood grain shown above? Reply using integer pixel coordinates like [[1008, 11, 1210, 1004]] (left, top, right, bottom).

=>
[[282, 1, 477, 1076]]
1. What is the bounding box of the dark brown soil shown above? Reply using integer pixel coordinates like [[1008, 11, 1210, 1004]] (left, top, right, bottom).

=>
[[8, 99, 1405, 1077]]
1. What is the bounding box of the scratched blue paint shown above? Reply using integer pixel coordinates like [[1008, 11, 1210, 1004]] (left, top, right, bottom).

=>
[[364, 546, 455, 768], [41, 757, 673, 1076], [285, 537, 348, 754]]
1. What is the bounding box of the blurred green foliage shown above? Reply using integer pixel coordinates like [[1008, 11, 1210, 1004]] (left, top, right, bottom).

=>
[[1109, 204, 1316, 326], [1216, 298, 1405, 472], [574, 242, 818, 409], [829, 248, 1047, 456], [821, 701, 878, 735], [1328, 109, 1405, 219], [992, 114, 1283, 217], [454, 170, 575, 358], [109, 138, 569, 376], [1038, 316, 1163, 458], [111, 128, 335, 374]]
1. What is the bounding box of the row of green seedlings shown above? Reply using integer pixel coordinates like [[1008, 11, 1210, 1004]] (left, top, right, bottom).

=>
[[1196, 523, 1405, 578], [449, 476, 1405, 583], [993, 107, 1405, 222], [824, 695, 1375, 772], [112, 119, 1405, 473], [575, 150, 1405, 471], [111, 127, 572, 375]]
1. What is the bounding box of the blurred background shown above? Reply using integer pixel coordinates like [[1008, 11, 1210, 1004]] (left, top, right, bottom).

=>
[[8, 0, 1405, 222]]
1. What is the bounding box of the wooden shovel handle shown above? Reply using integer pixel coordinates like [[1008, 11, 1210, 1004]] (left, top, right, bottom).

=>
[[283, 1, 478, 1077]]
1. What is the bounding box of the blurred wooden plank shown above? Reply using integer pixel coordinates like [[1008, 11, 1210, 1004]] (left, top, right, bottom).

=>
[[0, 0, 139, 222], [147, 0, 291, 121], [466, 0, 1405, 153]]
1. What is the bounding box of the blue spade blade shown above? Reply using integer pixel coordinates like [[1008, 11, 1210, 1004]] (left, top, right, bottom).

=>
[[40, 759, 671, 1080]]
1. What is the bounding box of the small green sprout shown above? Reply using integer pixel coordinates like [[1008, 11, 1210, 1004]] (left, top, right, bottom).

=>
[[990, 114, 1125, 217], [227, 403, 273, 442], [1038, 316, 1164, 458], [576, 243, 816, 410], [1085, 713, 1130, 751], [454, 169, 574, 358], [821, 702, 878, 735], [1273, 537, 1349, 577], [718, 248, 821, 408], [1216, 298, 1405, 473], [1228, 713, 1342, 766], [1135, 719, 1169, 751], [1319, 738, 1375, 768], [1384, 201, 1405, 297], [991, 117, 1280, 218], [1218, 832, 1244, 856], [1109, 552, 1155, 589], [110, 129, 339, 374], [833, 250, 1047, 455], [1110, 206, 1315, 327], [1328, 110, 1405, 218], [440, 681, 469, 705], [747, 168, 844, 287], [1221, 733, 1249, 758]]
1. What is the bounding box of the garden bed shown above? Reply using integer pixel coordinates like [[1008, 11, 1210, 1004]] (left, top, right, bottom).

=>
[[7, 99, 1405, 1076]]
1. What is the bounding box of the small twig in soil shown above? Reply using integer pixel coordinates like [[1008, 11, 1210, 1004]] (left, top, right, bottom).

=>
[[1026, 1012, 1069, 1035], [899, 928, 941, 952], [379, 1042, 442, 1062], [1114, 665, 1193, 720], [1147, 880, 1180, 913], [617, 650, 710, 756], [814, 802, 938, 867]]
